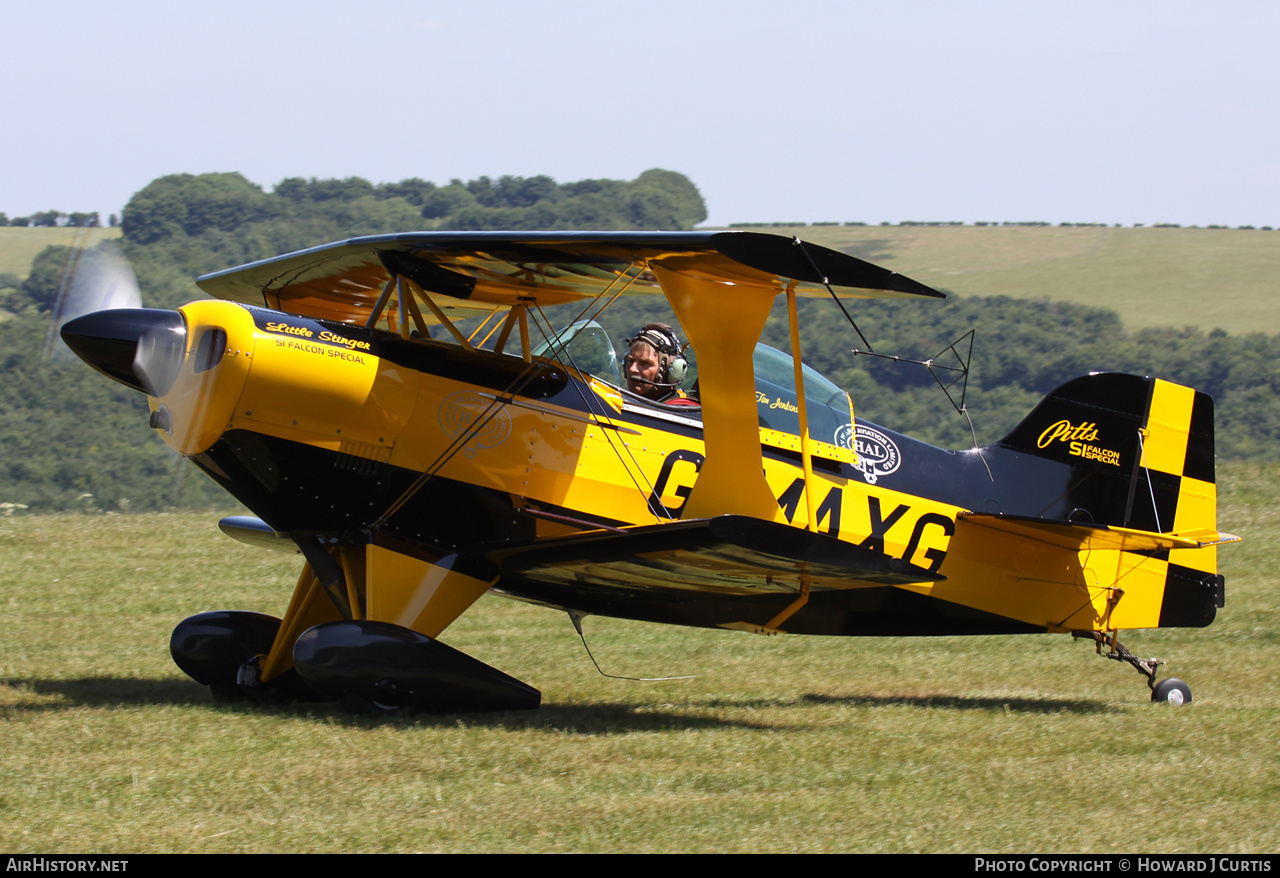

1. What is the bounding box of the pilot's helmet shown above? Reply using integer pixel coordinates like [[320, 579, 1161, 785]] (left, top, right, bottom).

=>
[[625, 323, 688, 386]]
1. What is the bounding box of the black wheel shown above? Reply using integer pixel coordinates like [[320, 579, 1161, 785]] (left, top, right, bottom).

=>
[[171, 611, 280, 686], [171, 612, 326, 704], [339, 692, 417, 718], [1151, 677, 1192, 705]]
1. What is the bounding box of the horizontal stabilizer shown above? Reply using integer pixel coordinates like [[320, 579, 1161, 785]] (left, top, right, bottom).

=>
[[959, 512, 1239, 552], [490, 515, 945, 596]]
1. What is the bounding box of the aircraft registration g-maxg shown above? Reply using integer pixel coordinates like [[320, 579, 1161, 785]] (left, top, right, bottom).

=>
[[61, 231, 1237, 713]]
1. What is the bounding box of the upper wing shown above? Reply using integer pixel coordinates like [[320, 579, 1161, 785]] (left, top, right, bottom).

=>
[[195, 231, 944, 325]]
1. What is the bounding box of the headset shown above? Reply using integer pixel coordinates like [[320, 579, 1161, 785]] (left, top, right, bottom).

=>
[[623, 323, 689, 390]]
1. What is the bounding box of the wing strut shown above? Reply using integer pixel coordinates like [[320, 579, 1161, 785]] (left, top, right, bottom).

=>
[[652, 263, 778, 520], [403, 277, 475, 350], [786, 282, 819, 532], [760, 565, 811, 634]]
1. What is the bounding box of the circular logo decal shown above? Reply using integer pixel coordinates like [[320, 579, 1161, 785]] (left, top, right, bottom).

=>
[[834, 422, 854, 450], [438, 392, 512, 458], [853, 425, 901, 485]]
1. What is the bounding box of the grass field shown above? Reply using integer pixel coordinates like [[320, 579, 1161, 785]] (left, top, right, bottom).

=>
[[0, 462, 1276, 853], [735, 225, 1280, 336]]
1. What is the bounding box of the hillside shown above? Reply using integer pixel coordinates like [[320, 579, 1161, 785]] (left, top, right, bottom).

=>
[[0, 227, 121, 277], [4, 223, 1278, 335], [726, 225, 1280, 336]]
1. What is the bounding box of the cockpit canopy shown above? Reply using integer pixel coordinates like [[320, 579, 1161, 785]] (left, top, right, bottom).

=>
[[535, 319, 854, 451]]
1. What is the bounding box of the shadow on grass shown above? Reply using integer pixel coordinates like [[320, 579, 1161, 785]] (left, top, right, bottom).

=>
[[0, 675, 1118, 729], [0, 676, 777, 732], [1, 675, 203, 709], [795, 692, 1117, 714]]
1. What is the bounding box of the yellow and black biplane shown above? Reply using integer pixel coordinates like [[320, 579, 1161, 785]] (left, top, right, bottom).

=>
[[61, 231, 1236, 712]]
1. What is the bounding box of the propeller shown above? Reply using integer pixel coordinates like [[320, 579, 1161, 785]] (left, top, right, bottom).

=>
[[48, 240, 189, 398], [42, 240, 142, 363]]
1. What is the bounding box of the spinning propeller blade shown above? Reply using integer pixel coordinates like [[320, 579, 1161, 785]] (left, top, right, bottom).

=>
[[43, 239, 187, 397], [43, 241, 143, 363]]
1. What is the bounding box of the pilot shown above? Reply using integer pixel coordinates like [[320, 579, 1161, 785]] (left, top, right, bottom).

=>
[[623, 323, 695, 404]]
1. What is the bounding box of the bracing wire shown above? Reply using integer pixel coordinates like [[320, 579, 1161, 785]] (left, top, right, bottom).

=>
[[791, 237, 991, 477], [371, 315, 565, 529], [568, 612, 696, 681], [1135, 429, 1164, 533], [849, 331, 974, 416], [791, 236, 875, 352], [372, 261, 661, 530], [525, 299, 674, 521], [520, 259, 678, 520]]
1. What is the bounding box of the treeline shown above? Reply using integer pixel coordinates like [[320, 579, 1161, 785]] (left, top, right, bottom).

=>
[[0, 210, 107, 228], [121, 168, 705, 246], [109, 169, 706, 311]]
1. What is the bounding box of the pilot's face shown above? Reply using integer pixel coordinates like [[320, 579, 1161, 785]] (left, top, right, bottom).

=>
[[625, 342, 662, 397]]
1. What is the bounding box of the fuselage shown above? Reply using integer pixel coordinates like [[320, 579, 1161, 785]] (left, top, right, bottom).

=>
[[62, 297, 1221, 639]]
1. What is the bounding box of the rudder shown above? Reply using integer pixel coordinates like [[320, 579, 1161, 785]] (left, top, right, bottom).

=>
[[996, 373, 1223, 628], [997, 372, 1216, 534]]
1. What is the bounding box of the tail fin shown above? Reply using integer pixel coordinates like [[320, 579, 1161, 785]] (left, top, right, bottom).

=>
[[998, 372, 1215, 533], [995, 372, 1224, 628]]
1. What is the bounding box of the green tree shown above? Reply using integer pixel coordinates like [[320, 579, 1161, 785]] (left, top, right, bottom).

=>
[[21, 245, 75, 311], [121, 172, 276, 244], [420, 181, 478, 219], [631, 168, 707, 227], [375, 178, 438, 205]]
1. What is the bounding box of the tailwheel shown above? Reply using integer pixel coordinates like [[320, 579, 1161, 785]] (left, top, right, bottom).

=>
[[1150, 677, 1192, 705], [292, 620, 541, 715], [1073, 630, 1192, 705], [170, 610, 323, 704]]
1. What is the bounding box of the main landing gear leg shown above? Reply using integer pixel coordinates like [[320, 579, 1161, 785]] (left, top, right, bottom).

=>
[[1072, 630, 1193, 705]]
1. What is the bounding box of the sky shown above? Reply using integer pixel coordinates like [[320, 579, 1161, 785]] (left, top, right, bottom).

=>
[[4, 0, 1279, 228]]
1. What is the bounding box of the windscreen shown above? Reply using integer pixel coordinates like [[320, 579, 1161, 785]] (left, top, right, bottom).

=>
[[752, 343, 853, 449], [531, 319, 621, 387]]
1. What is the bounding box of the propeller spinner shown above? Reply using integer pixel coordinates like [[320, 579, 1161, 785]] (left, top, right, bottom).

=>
[[60, 308, 187, 396]]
